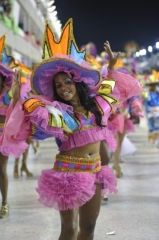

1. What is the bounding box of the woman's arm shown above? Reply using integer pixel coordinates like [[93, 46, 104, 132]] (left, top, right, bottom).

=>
[[100, 140, 110, 166], [103, 41, 120, 70], [23, 97, 79, 137], [102, 42, 142, 102]]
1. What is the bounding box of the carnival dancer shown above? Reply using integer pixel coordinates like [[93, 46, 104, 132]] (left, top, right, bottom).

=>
[[143, 71, 159, 147], [108, 95, 143, 177], [99, 49, 143, 178], [13, 65, 36, 178], [0, 35, 15, 218], [87, 47, 142, 178], [107, 66, 143, 178], [0, 19, 141, 239]]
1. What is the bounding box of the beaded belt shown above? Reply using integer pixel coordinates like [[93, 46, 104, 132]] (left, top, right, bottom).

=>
[[53, 154, 101, 173]]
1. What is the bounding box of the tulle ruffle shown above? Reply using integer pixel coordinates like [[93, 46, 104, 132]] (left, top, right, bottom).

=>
[[28, 106, 66, 140], [31, 95, 73, 113], [108, 113, 135, 134], [36, 170, 96, 210], [36, 165, 117, 210], [0, 101, 30, 157], [124, 118, 135, 133], [129, 97, 144, 117], [108, 113, 125, 134], [0, 137, 28, 157], [108, 70, 142, 102], [95, 166, 117, 196], [59, 127, 117, 152]]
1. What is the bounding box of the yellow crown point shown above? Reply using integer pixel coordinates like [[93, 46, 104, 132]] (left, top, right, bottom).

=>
[[0, 35, 6, 56], [43, 18, 74, 59]]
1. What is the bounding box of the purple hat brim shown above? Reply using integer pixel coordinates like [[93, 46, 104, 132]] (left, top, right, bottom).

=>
[[31, 58, 100, 98], [0, 63, 14, 88]]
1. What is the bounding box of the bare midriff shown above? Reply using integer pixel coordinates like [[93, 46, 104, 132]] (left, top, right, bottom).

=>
[[61, 141, 101, 158]]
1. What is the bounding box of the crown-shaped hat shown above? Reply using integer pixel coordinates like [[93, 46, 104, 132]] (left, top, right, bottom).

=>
[[31, 18, 100, 98], [42, 18, 86, 64]]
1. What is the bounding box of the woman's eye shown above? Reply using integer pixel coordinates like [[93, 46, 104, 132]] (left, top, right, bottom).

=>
[[65, 78, 73, 84], [55, 84, 61, 88]]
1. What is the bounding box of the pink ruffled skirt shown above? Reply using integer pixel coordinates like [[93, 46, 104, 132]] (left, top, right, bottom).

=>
[[108, 113, 135, 134], [36, 165, 117, 211]]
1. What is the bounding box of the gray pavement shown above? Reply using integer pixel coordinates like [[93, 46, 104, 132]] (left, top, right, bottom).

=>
[[0, 123, 159, 240]]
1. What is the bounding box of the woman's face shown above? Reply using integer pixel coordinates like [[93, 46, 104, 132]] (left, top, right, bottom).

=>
[[54, 72, 77, 101]]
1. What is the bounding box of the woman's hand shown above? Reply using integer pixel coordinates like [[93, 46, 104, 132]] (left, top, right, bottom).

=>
[[11, 72, 21, 105], [104, 41, 120, 70]]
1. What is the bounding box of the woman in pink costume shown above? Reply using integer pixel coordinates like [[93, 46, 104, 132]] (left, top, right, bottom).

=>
[[98, 51, 143, 178], [107, 67, 143, 178], [109, 96, 143, 177], [0, 20, 141, 239], [0, 35, 15, 218], [13, 70, 35, 178]]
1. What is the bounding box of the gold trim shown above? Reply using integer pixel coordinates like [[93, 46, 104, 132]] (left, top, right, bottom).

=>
[[53, 166, 101, 173], [56, 153, 100, 164], [54, 153, 101, 173]]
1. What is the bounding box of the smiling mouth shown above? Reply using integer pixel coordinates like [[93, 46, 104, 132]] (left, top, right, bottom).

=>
[[63, 92, 72, 97]]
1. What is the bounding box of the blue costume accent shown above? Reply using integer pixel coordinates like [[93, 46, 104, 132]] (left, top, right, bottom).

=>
[[62, 111, 79, 131], [144, 92, 159, 132], [70, 41, 86, 64], [1, 48, 14, 66], [2, 92, 11, 105], [32, 126, 53, 140]]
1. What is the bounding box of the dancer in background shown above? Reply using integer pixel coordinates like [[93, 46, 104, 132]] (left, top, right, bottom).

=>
[[108, 95, 143, 177], [107, 65, 143, 178], [143, 71, 159, 147], [0, 35, 15, 218], [13, 65, 38, 178], [97, 44, 143, 178]]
